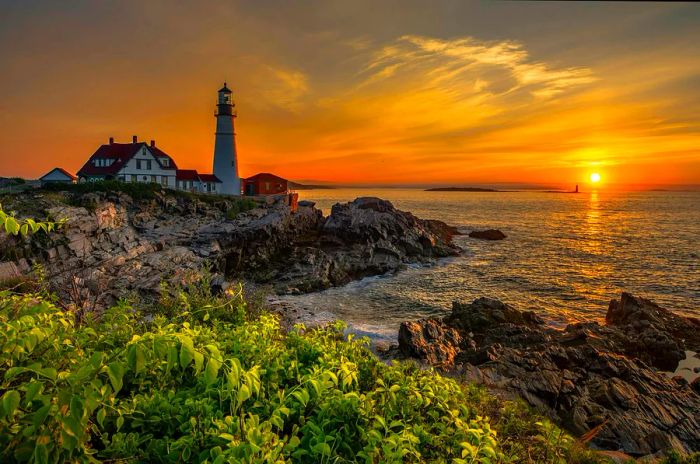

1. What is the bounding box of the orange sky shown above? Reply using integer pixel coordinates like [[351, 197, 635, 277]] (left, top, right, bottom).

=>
[[1, 1, 699, 187]]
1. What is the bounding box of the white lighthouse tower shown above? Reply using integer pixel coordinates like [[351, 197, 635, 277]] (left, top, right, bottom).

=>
[[212, 83, 241, 195]]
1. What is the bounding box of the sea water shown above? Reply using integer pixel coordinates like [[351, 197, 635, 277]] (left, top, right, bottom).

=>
[[275, 188, 700, 343]]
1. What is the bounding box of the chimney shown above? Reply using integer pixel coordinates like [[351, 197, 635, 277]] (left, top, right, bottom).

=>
[[109, 137, 114, 145], [132, 135, 138, 143], [150, 140, 156, 148]]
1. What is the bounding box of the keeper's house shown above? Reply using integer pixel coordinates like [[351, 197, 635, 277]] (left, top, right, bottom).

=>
[[77, 136, 221, 194]]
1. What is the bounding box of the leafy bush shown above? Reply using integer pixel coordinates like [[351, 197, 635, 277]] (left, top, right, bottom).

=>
[[226, 198, 257, 219], [43, 180, 165, 201], [0, 203, 62, 236], [0, 289, 508, 463]]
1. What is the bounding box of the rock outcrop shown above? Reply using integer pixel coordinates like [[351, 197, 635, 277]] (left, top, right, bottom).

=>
[[261, 197, 460, 293], [0, 191, 459, 305], [468, 229, 506, 240], [398, 293, 700, 457]]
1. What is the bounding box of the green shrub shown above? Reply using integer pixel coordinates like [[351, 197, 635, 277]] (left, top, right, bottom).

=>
[[660, 451, 700, 464], [0, 289, 508, 463], [226, 198, 257, 219], [0, 203, 62, 236], [43, 180, 165, 201]]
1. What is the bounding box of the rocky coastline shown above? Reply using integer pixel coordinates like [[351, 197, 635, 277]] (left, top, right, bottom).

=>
[[2, 188, 699, 459], [397, 293, 700, 458], [0, 189, 459, 307]]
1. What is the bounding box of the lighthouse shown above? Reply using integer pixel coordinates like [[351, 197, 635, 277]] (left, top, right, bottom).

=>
[[212, 83, 241, 195]]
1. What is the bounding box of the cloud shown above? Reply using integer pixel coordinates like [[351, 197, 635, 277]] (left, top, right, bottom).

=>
[[362, 35, 597, 99], [257, 66, 310, 112]]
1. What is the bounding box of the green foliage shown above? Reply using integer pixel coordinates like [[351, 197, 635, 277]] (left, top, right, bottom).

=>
[[0, 282, 668, 463], [660, 451, 700, 464], [0, 288, 508, 463], [226, 198, 257, 219], [10, 178, 25, 186], [43, 180, 166, 201], [0, 204, 62, 237]]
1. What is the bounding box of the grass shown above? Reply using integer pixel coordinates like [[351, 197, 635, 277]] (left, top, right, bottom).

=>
[[31, 181, 259, 216]]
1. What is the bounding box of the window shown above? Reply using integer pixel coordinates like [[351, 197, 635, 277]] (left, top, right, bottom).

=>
[[161, 158, 169, 167], [131, 175, 137, 182], [136, 160, 142, 170], [142, 176, 148, 181], [146, 160, 152, 170], [265, 182, 271, 191], [151, 175, 156, 183], [161, 176, 168, 186]]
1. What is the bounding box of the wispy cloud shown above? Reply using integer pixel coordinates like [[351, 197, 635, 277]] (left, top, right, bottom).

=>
[[258, 66, 310, 112], [361, 35, 597, 99]]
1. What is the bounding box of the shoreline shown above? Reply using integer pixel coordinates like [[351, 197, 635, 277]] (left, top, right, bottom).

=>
[[3, 187, 699, 459]]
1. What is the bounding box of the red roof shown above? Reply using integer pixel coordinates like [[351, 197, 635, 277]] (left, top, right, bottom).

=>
[[149, 145, 179, 170], [176, 169, 199, 181], [77, 142, 178, 177], [243, 172, 287, 183], [40, 167, 76, 181], [198, 174, 221, 183]]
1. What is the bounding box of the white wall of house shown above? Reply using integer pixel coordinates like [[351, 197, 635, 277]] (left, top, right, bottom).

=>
[[116, 146, 176, 187], [176, 179, 201, 192], [202, 182, 219, 193]]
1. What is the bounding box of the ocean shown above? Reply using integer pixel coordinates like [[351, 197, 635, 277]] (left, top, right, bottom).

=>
[[275, 188, 700, 343]]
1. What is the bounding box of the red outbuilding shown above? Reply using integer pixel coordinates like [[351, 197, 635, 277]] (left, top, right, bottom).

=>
[[242, 173, 288, 196]]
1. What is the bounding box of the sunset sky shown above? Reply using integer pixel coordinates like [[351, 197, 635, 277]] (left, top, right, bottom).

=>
[[1, 1, 699, 187]]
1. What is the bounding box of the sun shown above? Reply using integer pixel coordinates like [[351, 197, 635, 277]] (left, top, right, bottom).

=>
[[590, 172, 601, 183]]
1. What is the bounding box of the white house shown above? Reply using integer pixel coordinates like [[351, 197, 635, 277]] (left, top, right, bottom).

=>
[[77, 136, 221, 193], [40, 167, 76, 185], [77, 136, 178, 187], [175, 170, 222, 194]]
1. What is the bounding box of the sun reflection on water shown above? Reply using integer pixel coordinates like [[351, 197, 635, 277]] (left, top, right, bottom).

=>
[[279, 188, 700, 342]]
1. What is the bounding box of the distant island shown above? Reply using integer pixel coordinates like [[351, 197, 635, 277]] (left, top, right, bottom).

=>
[[289, 181, 336, 190], [425, 186, 500, 192]]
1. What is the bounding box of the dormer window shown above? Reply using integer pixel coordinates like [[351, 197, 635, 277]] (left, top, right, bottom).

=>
[[161, 158, 169, 167]]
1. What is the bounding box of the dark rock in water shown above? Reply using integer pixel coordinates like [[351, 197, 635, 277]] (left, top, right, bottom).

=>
[[398, 292, 700, 457], [468, 229, 506, 240], [297, 200, 315, 208]]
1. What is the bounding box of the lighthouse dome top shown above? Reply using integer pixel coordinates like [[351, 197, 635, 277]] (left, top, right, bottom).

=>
[[218, 82, 232, 94]]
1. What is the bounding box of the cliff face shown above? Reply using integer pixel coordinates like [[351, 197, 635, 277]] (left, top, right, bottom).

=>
[[0, 191, 459, 306]]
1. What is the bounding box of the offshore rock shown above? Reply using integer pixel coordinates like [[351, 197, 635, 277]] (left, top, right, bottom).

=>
[[468, 229, 506, 240], [398, 293, 700, 457]]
